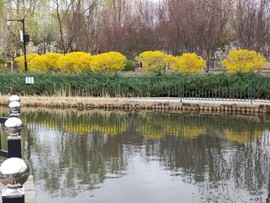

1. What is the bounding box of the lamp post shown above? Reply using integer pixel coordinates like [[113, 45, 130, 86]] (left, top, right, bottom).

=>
[[7, 19, 28, 72]]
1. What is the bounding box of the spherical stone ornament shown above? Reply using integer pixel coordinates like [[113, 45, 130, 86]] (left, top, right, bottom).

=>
[[9, 101, 21, 114], [8, 95, 20, 103], [9, 101, 20, 108], [4, 117, 23, 136], [0, 158, 29, 188]]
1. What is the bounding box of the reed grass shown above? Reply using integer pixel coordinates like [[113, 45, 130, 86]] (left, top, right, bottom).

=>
[[0, 96, 167, 108]]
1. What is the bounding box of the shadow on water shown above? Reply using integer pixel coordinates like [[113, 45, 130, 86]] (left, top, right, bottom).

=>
[[1, 108, 270, 203]]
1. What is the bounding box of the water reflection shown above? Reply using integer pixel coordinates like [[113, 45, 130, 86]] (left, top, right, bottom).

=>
[[1, 109, 270, 203]]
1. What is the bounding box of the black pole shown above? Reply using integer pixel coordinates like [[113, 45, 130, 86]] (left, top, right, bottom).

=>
[[7, 19, 27, 72], [8, 137, 21, 158], [22, 19, 27, 72], [43, 37, 46, 54]]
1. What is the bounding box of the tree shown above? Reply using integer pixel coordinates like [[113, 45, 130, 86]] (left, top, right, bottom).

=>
[[97, 0, 159, 58], [65, 0, 99, 52], [1, 0, 270, 65], [3, 0, 41, 58], [52, 0, 76, 54], [232, 0, 270, 59], [166, 0, 234, 71]]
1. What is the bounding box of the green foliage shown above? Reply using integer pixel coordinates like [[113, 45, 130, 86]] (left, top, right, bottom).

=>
[[123, 60, 135, 71], [0, 58, 6, 72], [0, 72, 269, 100], [0, 65, 7, 72], [0, 58, 5, 64]]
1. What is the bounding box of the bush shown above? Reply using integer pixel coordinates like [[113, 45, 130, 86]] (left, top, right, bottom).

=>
[[172, 53, 206, 73], [164, 54, 176, 70], [29, 53, 62, 72], [135, 51, 167, 72], [222, 49, 267, 73], [0, 58, 6, 64], [123, 60, 135, 71], [0, 72, 270, 99], [15, 53, 39, 71], [0, 58, 6, 72], [58, 52, 92, 73], [15, 52, 127, 73], [90, 52, 126, 72]]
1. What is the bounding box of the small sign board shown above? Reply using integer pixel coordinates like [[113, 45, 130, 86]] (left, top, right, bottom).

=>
[[25, 76, 34, 84], [20, 30, 24, 42]]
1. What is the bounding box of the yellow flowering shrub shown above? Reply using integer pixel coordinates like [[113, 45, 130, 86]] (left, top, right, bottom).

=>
[[135, 51, 167, 72], [58, 52, 92, 73], [172, 53, 206, 73], [15, 51, 127, 73], [90, 52, 126, 72], [164, 54, 177, 70], [15, 53, 39, 71], [222, 49, 267, 73], [29, 53, 62, 72]]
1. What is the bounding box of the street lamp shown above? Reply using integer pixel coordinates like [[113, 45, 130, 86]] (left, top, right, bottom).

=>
[[7, 19, 28, 72]]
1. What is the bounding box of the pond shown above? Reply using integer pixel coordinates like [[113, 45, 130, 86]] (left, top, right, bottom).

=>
[[1, 109, 270, 203]]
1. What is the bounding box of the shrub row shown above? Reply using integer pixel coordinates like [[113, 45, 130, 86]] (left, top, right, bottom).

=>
[[15, 52, 127, 73], [13, 49, 268, 74], [0, 72, 270, 99]]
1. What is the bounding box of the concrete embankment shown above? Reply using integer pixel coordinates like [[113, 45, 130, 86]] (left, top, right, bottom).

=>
[[1, 96, 270, 115]]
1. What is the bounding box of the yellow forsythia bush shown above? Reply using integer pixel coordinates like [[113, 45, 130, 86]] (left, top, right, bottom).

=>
[[29, 53, 62, 72], [222, 49, 267, 73], [90, 52, 126, 72], [164, 54, 176, 70], [15, 53, 39, 71], [58, 52, 92, 72], [135, 51, 168, 72], [172, 53, 206, 73]]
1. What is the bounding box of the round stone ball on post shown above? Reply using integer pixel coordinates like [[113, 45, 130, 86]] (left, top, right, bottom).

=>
[[0, 157, 29, 203], [9, 101, 21, 118], [8, 95, 21, 118], [8, 95, 20, 103], [4, 117, 23, 158], [4, 117, 22, 138]]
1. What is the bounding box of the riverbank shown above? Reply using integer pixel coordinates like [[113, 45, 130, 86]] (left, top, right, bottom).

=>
[[1, 96, 270, 115]]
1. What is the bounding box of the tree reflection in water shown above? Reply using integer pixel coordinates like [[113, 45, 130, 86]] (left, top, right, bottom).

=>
[[5, 109, 270, 202]]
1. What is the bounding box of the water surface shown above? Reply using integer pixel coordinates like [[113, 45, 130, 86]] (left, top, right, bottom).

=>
[[2, 109, 270, 203]]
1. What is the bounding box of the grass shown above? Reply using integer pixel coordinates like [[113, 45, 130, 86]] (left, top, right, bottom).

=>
[[0, 96, 180, 109]]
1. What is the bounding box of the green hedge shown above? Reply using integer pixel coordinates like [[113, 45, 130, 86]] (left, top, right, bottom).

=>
[[0, 72, 269, 100]]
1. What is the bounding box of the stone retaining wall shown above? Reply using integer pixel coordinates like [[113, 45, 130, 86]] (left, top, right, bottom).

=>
[[0, 96, 270, 115]]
